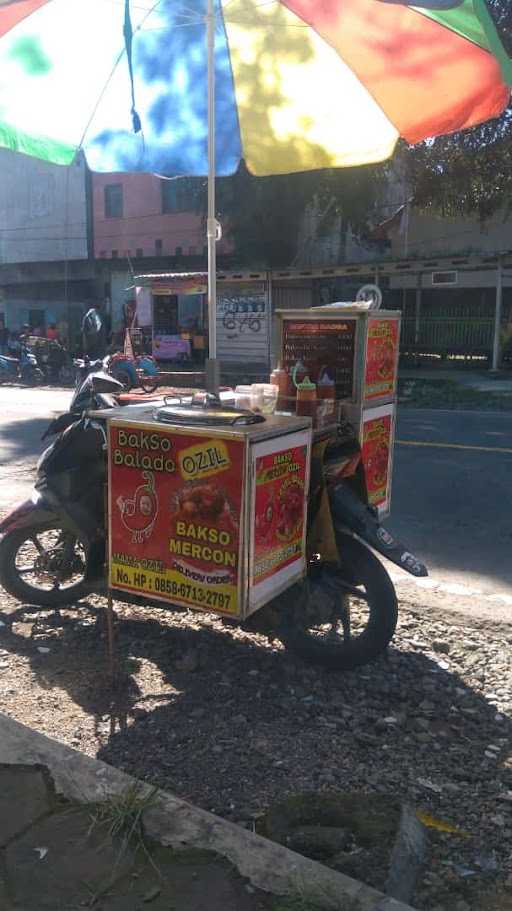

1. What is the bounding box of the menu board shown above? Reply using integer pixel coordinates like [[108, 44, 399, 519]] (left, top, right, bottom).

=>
[[282, 319, 356, 399], [364, 317, 399, 400]]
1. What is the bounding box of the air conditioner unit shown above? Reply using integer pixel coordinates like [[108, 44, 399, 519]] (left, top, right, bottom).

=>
[[431, 270, 457, 286]]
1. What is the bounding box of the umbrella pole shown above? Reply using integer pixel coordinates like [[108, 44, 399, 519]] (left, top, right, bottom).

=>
[[205, 0, 220, 393]]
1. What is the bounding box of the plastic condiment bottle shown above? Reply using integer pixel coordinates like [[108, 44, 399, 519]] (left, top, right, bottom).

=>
[[296, 376, 317, 418], [291, 360, 307, 390], [269, 365, 290, 410], [317, 369, 335, 400], [270, 365, 289, 395]]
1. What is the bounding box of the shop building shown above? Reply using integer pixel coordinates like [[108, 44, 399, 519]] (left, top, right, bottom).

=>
[[0, 148, 98, 342]]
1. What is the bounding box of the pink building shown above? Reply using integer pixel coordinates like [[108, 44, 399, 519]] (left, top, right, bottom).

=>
[[92, 172, 231, 261]]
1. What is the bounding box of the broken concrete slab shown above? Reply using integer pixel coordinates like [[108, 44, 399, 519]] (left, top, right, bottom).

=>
[[5, 808, 135, 909], [100, 849, 272, 911], [0, 712, 418, 911], [0, 764, 52, 846]]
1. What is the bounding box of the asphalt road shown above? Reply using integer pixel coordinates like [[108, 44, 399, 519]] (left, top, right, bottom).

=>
[[0, 387, 510, 608], [0, 386, 71, 516], [389, 408, 512, 599]]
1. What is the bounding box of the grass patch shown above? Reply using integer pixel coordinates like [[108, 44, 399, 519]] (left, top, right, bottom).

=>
[[398, 378, 512, 411], [84, 783, 160, 902], [87, 782, 159, 849]]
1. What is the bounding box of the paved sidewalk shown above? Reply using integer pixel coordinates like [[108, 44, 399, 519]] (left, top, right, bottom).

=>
[[0, 762, 273, 910], [0, 714, 415, 911]]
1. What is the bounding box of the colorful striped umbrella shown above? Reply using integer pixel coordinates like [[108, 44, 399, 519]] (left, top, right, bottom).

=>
[[0, 0, 509, 376], [0, 0, 509, 176]]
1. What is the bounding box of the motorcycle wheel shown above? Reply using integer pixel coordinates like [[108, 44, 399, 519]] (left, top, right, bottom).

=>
[[58, 365, 77, 386], [22, 367, 44, 386], [140, 375, 159, 393], [0, 523, 89, 607], [277, 534, 398, 670]]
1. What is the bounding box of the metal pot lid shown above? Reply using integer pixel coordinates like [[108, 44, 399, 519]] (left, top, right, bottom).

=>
[[155, 394, 265, 427]]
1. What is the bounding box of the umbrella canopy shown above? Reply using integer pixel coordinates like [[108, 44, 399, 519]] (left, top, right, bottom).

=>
[[0, 0, 510, 177]]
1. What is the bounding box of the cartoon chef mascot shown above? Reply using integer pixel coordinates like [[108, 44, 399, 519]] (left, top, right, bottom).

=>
[[116, 471, 158, 543]]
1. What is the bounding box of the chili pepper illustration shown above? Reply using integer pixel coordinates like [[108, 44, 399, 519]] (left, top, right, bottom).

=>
[[276, 481, 304, 540]]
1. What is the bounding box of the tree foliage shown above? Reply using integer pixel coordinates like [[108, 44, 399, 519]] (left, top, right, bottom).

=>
[[213, 161, 389, 267], [199, 2, 512, 263], [407, 0, 512, 221]]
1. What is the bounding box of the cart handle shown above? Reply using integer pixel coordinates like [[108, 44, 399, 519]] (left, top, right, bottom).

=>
[[230, 412, 265, 426]]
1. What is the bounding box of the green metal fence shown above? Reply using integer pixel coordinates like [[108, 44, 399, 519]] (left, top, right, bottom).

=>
[[401, 316, 495, 356]]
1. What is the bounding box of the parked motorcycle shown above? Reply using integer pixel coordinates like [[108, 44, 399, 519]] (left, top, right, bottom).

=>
[[0, 370, 427, 669], [72, 354, 107, 388], [35, 340, 76, 386], [0, 343, 44, 386]]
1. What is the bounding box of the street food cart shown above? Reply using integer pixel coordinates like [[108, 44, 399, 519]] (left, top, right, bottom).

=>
[[275, 305, 400, 517], [0, 299, 424, 671], [133, 274, 208, 363], [133, 271, 271, 369], [107, 402, 311, 620], [106, 303, 400, 623]]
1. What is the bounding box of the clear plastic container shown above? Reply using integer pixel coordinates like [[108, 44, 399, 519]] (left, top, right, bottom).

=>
[[234, 385, 253, 410], [252, 383, 278, 414]]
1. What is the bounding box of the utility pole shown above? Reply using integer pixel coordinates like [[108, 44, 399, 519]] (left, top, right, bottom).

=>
[[205, 0, 220, 393], [491, 258, 503, 372]]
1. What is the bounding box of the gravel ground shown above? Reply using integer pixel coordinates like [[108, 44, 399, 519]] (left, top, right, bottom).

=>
[[0, 590, 511, 911]]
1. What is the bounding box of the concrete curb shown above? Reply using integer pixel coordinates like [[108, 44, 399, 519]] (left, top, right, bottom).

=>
[[0, 713, 417, 911], [386, 804, 427, 903]]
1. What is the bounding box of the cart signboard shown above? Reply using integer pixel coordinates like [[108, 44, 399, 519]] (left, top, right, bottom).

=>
[[361, 404, 394, 512], [109, 422, 245, 615], [364, 317, 399, 401], [249, 432, 310, 611]]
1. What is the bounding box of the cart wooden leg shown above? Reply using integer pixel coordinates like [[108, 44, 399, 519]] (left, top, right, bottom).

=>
[[105, 589, 117, 686]]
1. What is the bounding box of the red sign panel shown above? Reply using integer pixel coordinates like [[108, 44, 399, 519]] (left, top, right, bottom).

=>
[[252, 443, 308, 585], [361, 410, 393, 509], [364, 318, 399, 400], [109, 422, 245, 615]]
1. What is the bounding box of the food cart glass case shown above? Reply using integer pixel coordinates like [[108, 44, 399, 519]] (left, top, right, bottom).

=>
[[276, 306, 400, 517]]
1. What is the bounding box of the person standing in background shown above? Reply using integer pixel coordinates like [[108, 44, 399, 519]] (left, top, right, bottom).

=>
[[81, 302, 107, 359], [57, 319, 69, 350], [0, 317, 8, 355]]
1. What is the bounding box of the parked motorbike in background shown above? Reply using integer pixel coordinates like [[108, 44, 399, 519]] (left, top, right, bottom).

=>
[[0, 343, 44, 386], [35, 340, 76, 386], [72, 354, 107, 388]]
